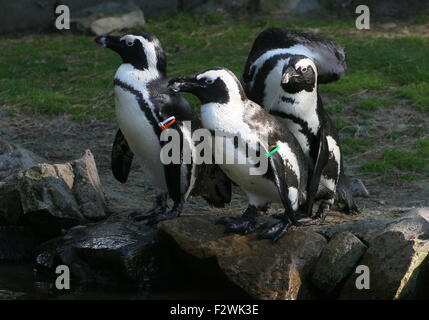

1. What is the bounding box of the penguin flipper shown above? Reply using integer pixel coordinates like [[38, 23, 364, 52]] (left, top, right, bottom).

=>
[[111, 129, 134, 184], [306, 126, 329, 217], [160, 122, 183, 204], [267, 149, 296, 224]]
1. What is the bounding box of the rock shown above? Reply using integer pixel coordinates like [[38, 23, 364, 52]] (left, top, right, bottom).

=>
[[179, 0, 256, 13], [0, 144, 48, 181], [0, 226, 42, 261], [0, 150, 106, 229], [308, 217, 391, 244], [340, 208, 429, 299], [34, 215, 162, 286], [349, 178, 369, 198], [312, 232, 367, 295], [0, 139, 13, 155], [379, 22, 397, 30], [159, 216, 327, 300], [0, 290, 26, 300], [72, 2, 145, 35], [259, 0, 321, 14]]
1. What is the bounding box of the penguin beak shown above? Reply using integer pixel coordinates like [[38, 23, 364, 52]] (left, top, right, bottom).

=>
[[282, 66, 297, 84], [168, 77, 199, 93], [94, 35, 121, 51]]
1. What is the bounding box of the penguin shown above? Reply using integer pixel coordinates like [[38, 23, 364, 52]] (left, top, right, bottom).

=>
[[169, 67, 309, 242], [242, 28, 358, 222], [95, 32, 231, 224]]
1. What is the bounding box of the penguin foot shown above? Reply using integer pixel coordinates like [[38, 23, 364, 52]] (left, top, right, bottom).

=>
[[259, 215, 293, 243], [217, 216, 257, 235], [129, 206, 166, 222], [146, 203, 183, 226], [299, 203, 331, 226]]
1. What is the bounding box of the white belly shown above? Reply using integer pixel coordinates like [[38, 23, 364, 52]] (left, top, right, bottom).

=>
[[215, 136, 280, 207], [115, 86, 167, 191]]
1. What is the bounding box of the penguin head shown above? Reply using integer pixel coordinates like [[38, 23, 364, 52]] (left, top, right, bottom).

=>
[[95, 32, 166, 75], [168, 67, 246, 105], [281, 55, 317, 94]]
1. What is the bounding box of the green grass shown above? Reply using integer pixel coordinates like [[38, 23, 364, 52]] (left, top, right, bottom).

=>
[[358, 97, 393, 111], [341, 137, 375, 155], [361, 139, 429, 181], [1, 13, 429, 121]]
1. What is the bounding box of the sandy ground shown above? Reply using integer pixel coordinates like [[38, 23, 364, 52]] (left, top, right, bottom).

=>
[[0, 107, 427, 224]]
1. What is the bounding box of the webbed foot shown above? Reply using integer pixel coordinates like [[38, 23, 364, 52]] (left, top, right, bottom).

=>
[[259, 214, 293, 243], [217, 205, 258, 235]]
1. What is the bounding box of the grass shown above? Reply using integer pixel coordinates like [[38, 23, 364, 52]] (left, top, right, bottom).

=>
[[0, 12, 428, 184], [361, 139, 429, 181]]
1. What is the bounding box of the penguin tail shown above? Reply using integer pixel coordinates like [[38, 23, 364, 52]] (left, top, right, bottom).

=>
[[335, 171, 359, 214]]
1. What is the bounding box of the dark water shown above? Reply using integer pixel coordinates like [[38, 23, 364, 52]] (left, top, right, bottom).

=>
[[0, 262, 250, 300]]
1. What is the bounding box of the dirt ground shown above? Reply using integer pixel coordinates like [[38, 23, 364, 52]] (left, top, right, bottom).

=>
[[0, 106, 427, 224]]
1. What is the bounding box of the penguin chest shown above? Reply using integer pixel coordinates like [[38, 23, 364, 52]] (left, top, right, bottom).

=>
[[114, 86, 166, 190]]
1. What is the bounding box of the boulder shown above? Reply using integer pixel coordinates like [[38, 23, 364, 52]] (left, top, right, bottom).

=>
[[71, 2, 145, 35], [0, 143, 48, 181], [34, 215, 162, 286], [312, 232, 367, 295], [0, 150, 107, 230], [340, 208, 429, 299], [159, 216, 327, 300]]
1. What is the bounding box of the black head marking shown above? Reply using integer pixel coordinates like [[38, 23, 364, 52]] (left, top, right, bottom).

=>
[[281, 55, 316, 94], [170, 67, 246, 105], [95, 32, 167, 75]]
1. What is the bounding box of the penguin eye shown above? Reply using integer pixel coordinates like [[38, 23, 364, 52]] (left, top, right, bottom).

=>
[[205, 78, 214, 85], [301, 67, 308, 73], [126, 41, 133, 47]]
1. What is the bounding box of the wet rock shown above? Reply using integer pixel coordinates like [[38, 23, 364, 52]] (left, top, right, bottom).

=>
[[0, 226, 42, 261], [349, 178, 369, 198], [312, 232, 367, 294], [72, 2, 146, 35], [0, 150, 106, 230], [340, 208, 429, 299], [159, 216, 327, 300], [34, 215, 162, 286]]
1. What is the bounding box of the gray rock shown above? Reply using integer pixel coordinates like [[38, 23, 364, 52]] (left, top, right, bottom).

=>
[[259, 0, 321, 13], [308, 217, 391, 244], [349, 178, 369, 198], [159, 216, 327, 300], [0, 226, 42, 261], [0, 144, 48, 181], [340, 208, 429, 299], [34, 216, 162, 286], [312, 232, 367, 294], [0, 150, 106, 229], [72, 2, 145, 35], [179, 0, 256, 13]]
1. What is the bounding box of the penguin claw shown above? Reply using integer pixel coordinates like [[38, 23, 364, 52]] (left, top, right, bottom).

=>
[[258, 219, 292, 243], [217, 216, 257, 235], [299, 203, 330, 226]]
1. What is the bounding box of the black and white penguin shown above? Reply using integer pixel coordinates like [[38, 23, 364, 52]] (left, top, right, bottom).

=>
[[242, 28, 358, 221], [169, 68, 310, 242], [95, 32, 231, 224]]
